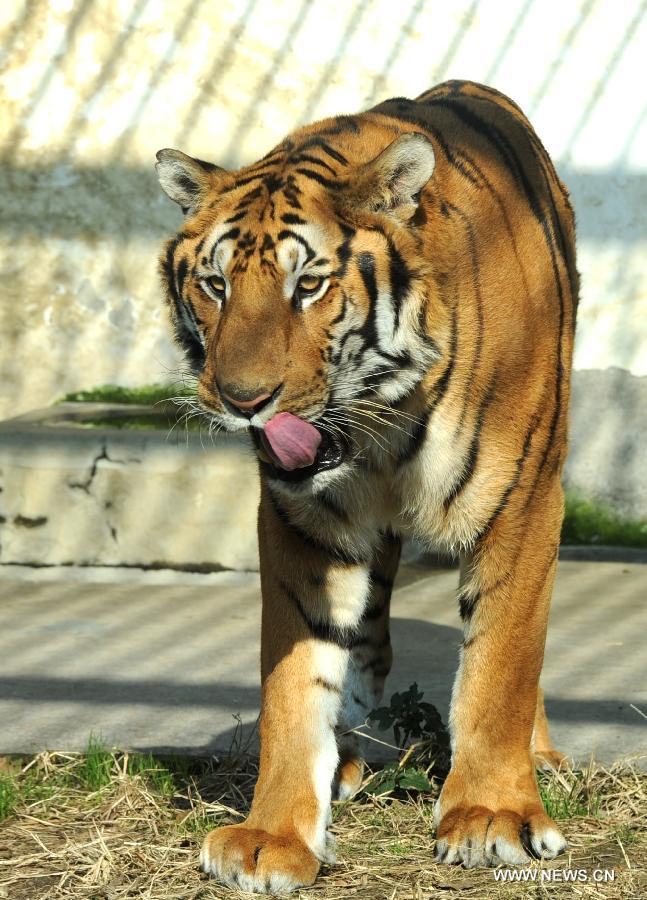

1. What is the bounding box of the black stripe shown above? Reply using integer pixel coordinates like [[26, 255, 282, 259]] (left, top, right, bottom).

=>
[[387, 239, 411, 332], [332, 224, 355, 278], [316, 490, 349, 520], [176, 256, 189, 296], [443, 202, 484, 423], [397, 299, 458, 465], [359, 658, 390, 675], [347, 633, 390, 651], [476, 407, 543, 540], [235, 186, 263, 208], [317, 116, 360, 137], [209, 227, 241, 266], [277, 229, 316, 263], [428, 125, 482, 188], [442, 376, 497, 511], [269, 491, 367, 566], [294, 167, 339, 189], [428, 128, 532, 300], [345, 252, 412, 370], [357, 252, 379, 345], [329, 290, 349, 327], [362, 601, 387, 621], [220, 172, 264, 193], [461, 89, 578, 304], [291, 153, 337, 175], [370, 570, 393, 592], [444, 432, 479, 511], [259, 141, 293, 162], [299, 137, 349, 165], [163, 236, 204, 370], [313, 677, 341, 694], [433, 96, 567, 279], [281, 580, 356, 649], [458, 590, 480, 621], [281, 213, 307, 225], [463, 81, 528, 118], [224, 210, 247, 224]]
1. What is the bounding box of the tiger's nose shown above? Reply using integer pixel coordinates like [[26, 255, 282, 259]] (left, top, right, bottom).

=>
[[220, 383, 282, 418]]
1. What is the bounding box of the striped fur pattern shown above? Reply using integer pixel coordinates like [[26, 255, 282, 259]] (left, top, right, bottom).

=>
[[157, 80, 577, 891]]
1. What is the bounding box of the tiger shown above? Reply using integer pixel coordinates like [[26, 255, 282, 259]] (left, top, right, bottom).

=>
[[156, 79, 578, 893]]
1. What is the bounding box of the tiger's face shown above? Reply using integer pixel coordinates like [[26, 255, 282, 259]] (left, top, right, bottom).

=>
[[157, 130, 438, 484]]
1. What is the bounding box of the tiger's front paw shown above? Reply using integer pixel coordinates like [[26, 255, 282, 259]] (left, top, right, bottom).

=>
[[435, 804, 567, 868], [200, 823, 320, 894]]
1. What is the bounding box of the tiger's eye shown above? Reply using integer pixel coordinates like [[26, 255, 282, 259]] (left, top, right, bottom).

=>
[[297, 274, 323, 295], [206, 276, 226, 295]]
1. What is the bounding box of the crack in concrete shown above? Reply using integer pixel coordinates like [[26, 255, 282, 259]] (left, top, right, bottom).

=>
[[67, 442, 142, 495], [66, 442, 136, 546], [68, 443, 110, 494]]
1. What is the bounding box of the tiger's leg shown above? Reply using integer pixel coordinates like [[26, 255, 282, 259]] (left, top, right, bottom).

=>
[[435, 478, 567, 868], [201, 484, 375, 893], [335, 531, 401, 800]]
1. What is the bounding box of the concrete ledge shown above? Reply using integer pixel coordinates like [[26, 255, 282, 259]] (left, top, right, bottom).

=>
[[0, 404, 260, 571]]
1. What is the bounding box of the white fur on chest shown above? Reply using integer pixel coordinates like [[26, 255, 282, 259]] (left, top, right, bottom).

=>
[[394, 407, 490, 552]]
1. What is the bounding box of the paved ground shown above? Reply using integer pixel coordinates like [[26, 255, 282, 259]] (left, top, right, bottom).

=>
[[0, 560, 645, 767]]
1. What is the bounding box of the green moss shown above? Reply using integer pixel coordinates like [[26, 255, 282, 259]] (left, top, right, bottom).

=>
[[75, 415, 178, 430], [562, 492, 647, 548], [59, 383, 192, 406]]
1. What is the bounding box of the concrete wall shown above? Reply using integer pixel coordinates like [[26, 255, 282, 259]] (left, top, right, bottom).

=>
[[1, 2, 646, 446]]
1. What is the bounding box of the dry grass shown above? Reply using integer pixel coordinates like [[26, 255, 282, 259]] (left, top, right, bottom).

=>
[[0, 748, 645, 900]]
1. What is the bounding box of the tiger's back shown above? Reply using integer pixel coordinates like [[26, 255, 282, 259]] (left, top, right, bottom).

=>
[[370, 81, 578, 549]]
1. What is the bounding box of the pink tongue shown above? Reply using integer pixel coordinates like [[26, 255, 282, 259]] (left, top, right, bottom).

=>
[[264, 412, 322, 471]]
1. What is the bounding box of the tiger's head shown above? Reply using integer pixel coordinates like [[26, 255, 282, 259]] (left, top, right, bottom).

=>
[[156, 125, 440, 486]]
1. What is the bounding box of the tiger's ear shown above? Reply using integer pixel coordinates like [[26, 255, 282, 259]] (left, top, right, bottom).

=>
[[338, 132, 435, 221], [155, 149, 226, 215]]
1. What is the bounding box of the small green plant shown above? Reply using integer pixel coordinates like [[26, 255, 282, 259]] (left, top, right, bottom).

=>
[[363, 762, 433, 796], [126, 752, 176, 796], [0, 772, 18, 821], [539, 770, 601, 820], [363, 684, 450, 797], [76, 734, 114, 792], [368, 683, 449, 750]]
